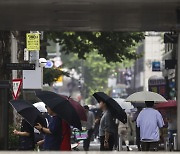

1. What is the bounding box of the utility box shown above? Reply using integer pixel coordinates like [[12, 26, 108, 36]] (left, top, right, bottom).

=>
[[23, 67, 43, 89]]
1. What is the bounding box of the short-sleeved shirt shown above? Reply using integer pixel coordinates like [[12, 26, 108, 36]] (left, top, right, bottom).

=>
[[137, 108, 164, 142], [99, 110, 115, 137], [43, 115, 62, 150], [19, 119, 35, 150]]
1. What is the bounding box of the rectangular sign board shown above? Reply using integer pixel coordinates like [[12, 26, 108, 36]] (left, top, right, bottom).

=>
[[0, 81, 10, 88], [152, 61, 161, 71], [6, 63, 35, 70], [26, 33, 40, 51], [23, 67, 42, 89]]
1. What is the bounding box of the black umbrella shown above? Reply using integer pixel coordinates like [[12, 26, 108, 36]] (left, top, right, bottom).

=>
[[93, 92, 127, 124], [35, 90, 82, 130], [9, 100, 47, 127]]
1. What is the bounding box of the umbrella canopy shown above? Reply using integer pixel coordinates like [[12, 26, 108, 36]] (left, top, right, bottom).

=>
[[33, 102, 47, 113], [126, 91, 167, 103], [155, 100, 177, 109], [93, 92, 127, 124], [113, 98, 134, 112], [60, 95, 87, 121], [35, 91, 82, 130], [9, 100, 47, 127]]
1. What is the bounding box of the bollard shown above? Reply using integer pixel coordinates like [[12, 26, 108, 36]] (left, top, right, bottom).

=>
[[164, 136, 169, 151], [118, 136, 123, 151], [173, 133, 177, 150]]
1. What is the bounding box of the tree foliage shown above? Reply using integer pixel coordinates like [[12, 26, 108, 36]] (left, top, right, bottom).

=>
[[43, 68, 69, 85], [62, 52, 133, 98], [47, 32, 144, 62]]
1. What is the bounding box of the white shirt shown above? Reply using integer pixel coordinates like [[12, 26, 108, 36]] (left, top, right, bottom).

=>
[[137, 108, 164, 142]]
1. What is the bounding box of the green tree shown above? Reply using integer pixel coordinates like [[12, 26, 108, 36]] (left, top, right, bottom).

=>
[[47, 32, 144, 62], [43, 68, 69, 86], [62, 51, 133, 98]]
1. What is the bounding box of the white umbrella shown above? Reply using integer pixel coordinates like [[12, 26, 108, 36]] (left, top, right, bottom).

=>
[[113, 98, 134, 112], [125, 91, 167, 103], [33, 102, 47, 113]]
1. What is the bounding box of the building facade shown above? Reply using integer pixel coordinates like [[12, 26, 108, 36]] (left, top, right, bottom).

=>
[[134, 32, 165, 91]]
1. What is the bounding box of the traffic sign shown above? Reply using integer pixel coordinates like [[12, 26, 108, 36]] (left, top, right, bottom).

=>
[[26, 33, 40, 51], [6, 63, 35, 70], [12, 79, 22, 100], [45, 60, 53, 68]]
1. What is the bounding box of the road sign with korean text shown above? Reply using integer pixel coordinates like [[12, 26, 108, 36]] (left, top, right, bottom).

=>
[[26, 33, 40, 51]]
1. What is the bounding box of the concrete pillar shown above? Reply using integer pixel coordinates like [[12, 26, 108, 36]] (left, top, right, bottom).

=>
[[11, 33, 18, 79], [10, 33, 20, 126], [177, 33, 180, 150]]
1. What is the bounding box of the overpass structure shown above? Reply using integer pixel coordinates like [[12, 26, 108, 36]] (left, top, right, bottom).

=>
[[1, 0, 180, 151], [0, 0, 179, 31]]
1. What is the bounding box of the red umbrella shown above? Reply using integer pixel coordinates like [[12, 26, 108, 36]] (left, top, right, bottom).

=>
[[60, 95, 87, 121], [155, 100, 177, 109]]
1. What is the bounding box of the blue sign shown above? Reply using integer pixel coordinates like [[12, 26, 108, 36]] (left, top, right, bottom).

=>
[[45, 60, 53, 68], [152, 61, 161, 71]]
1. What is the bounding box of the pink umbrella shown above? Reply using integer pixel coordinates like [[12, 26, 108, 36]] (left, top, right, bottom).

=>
[[60, 95, 87, 121]]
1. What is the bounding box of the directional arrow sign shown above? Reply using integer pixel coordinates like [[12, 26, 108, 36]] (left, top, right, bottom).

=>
[[12, 79, 22, 100]]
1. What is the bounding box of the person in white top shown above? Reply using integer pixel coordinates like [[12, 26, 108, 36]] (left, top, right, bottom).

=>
[[137, 101, 164, 151]]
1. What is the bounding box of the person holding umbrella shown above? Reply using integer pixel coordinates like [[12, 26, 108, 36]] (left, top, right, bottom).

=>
[[33, 102, 51, 150], [9, 100, 47, 151], [35, 106, 62, 151], [98, 100, 116, 151], [13, 119, 35, 151], [126, 91, 167, 151], [93, 92, 127, 151], [136, 101, 164, 151]]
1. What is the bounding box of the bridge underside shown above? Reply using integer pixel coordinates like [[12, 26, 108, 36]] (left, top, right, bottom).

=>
[[0, 0, 180, 31]]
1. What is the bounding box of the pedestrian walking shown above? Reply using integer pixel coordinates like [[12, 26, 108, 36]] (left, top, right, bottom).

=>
[[13, 119, 35, 151], [83, 105, 95, 151], [99, 101, 115, 151], [35, 106, 62, 151], [137, 101, 164, 151], [118, 113, 133, 151]]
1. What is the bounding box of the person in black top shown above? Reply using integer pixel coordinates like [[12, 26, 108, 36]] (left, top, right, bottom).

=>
[[35, 106, 62, 151], [13, 119, 35, 150]]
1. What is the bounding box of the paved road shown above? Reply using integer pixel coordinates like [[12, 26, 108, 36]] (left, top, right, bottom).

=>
[[78, 140, 138, 151]]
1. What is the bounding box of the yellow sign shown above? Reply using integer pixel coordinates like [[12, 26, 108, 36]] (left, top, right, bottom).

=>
[[57, 76, 63, 82], [26, 33, 40, 51]]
